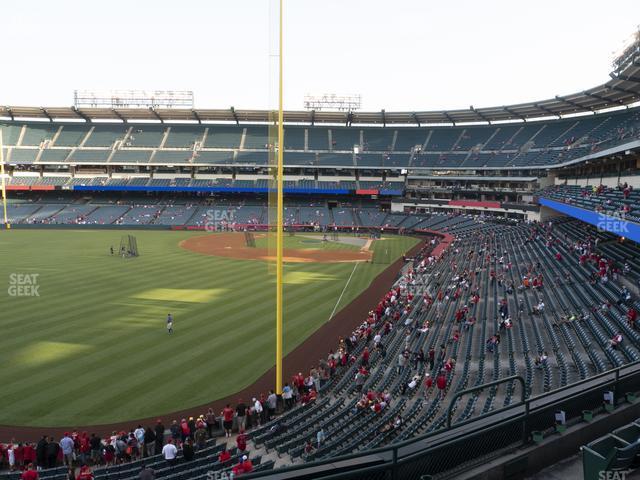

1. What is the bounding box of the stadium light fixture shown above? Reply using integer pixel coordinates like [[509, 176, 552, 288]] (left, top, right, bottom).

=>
[[303, 93, 362, 112], [73, 89, 194, 109]]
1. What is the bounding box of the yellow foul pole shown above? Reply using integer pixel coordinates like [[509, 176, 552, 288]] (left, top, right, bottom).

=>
[[275, 0, 284, 395], [0, 130, 9, 230]]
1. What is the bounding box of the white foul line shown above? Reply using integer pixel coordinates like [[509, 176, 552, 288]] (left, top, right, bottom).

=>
[[328, 262, 359, 321]]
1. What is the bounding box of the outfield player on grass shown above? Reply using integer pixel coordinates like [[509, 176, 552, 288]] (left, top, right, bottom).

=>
[[166, 314, 173, 334]]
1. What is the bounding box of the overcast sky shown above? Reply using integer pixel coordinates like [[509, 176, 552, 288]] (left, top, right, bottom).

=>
[[3, 0, 639, 112]]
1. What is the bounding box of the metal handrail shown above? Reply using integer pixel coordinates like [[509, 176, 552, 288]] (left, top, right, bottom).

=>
[[446, 375, 526, 429], [245, 360, 640, 479]]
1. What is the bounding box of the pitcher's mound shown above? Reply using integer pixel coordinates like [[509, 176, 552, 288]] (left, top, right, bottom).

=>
[[180, 232, 373, 263]]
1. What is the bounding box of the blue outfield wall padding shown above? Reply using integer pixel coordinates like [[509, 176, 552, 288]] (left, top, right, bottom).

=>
[[379, 189, 404, 196], [71, 185, 351, 195], [539, 197, 640, 244]]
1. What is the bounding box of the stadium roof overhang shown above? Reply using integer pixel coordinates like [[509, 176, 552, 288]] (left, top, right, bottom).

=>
[[2, 63, 640, 126]]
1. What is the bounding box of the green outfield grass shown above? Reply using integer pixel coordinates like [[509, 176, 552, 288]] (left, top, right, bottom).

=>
[[0, 229, 418, 427]]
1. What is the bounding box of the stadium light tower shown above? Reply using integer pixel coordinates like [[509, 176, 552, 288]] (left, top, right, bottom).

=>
[[304, 93, 362, 112], [611, 26, 640, 75], [73, 90, 194, 109]]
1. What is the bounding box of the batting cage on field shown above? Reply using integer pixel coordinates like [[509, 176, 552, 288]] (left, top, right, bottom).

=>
[[119, 235, 139, 257]]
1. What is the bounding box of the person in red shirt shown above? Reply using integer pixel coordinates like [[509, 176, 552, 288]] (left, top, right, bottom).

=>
[[293, 373, 305, 395], [78, 433, 90, 466], [180, 419, 190, 443], [221, 404, 234, 438], [424, 374, 433, 398], [361, 347, 370, 367], [304, 440, 315, 455], [241, 455, 253, 474], [307, 389, 317, 403], [627, 308, 637, 329], [365, 326, 372, 341], [328, 357, 336, 376], [218, 446, 231, 465], [76, 465, 94, 480], [20, 464, 38, 480], [236, 431, 247, 453], [23, 443, 36, 468], [232, 455, 253, 476], [436, 372, 447, 397], [14, 443, 24, 470]]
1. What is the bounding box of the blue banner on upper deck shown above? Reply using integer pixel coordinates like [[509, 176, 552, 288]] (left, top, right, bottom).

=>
[[539, 197, 640, 244]]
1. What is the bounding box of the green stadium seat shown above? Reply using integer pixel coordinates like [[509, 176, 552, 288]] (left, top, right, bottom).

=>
[[0, 123, 22, 145], [193, 151, 235, 164], [21, 124, 58, 146], [236, 151, 268, 164], [165, 126, 204, 148], [127, 126, 165, 147], [331, 127, 360, 150], [243, 126, 269, 149], [316, 153, 354, 167], [39, 149, 72, 162], [204, 126, 243, 148], [8, 148, 39, 163], [394, 128, 428, 151], [69, 149, 111, 162], [54, 125, 90, 146], [84, 125, 127, 147], [284, 127, 306, 150], [151, 151, 195, 163], [307, 127, 329, 150], [112, 150, 153, 163]]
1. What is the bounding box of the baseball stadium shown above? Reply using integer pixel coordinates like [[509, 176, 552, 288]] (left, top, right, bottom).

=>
[[2, 2, 640, 479]]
